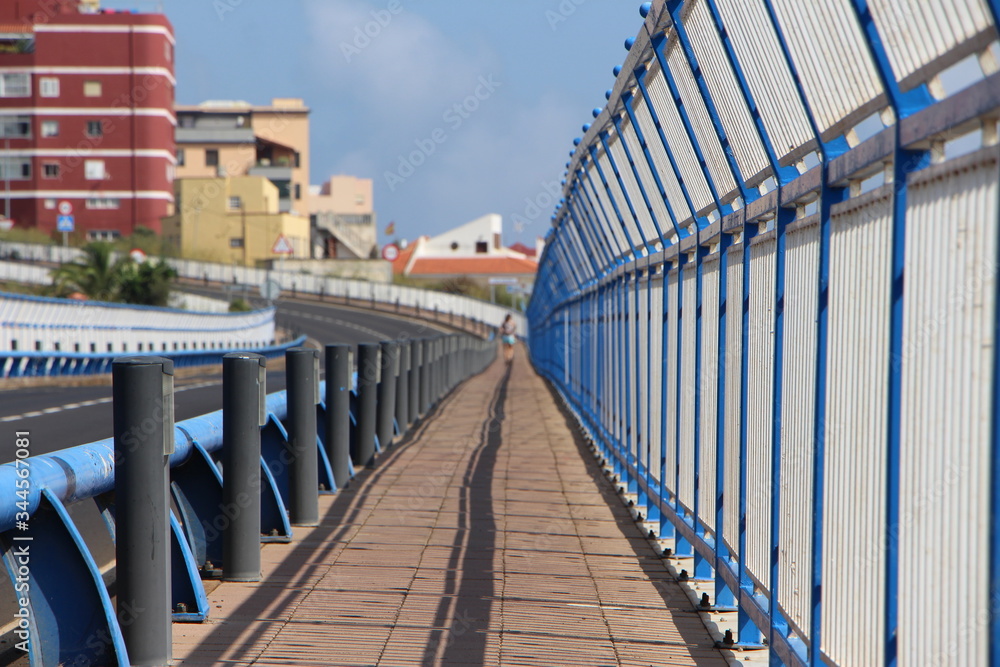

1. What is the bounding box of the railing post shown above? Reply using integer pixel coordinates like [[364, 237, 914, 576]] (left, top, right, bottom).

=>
[[222, 352, 265, 582], [377, 341, 398, 451], [396, 340, 410, 430], [325, 344, 352, 490], [113, 356, 174, 667], [354, 343, 379, 467], [409, 339, 422, 420], [286, 347, 320, 526]]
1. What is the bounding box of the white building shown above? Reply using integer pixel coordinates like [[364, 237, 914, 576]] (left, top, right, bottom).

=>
[[392, 214, 540, 288]]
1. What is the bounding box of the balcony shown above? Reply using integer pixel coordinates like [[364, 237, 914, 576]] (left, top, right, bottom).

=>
[[247, 164, 293, 181], [175, 127, 255, 145]]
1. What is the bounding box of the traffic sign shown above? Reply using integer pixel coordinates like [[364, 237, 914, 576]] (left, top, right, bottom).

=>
[[129, 248, 147, 263], [58, 201, 73, 215], [381, 244, 399, 261], [56, 215, 75, 232], [0, 218, 13, 232], [271, 234, 294, 255]]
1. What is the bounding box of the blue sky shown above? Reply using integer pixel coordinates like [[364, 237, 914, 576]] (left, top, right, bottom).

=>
[[105, 0, 645, 246]]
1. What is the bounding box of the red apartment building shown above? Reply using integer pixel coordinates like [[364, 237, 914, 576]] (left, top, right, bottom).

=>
[[0, 0, 174, 238]]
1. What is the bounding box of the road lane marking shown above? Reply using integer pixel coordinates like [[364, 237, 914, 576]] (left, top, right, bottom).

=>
[[0, 379, 224, 424]]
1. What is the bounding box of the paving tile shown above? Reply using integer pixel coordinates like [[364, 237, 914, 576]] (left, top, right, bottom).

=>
[[173, 351, 726, 666]]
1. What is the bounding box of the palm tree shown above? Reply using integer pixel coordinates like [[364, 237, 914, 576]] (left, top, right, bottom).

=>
[[49, 242, 176, 305], [50, 242, 120, 301]]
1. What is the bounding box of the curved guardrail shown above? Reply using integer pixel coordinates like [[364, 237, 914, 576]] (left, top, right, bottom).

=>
[[529, 1, 1000, 665], [0, 243, 528, 335], [0, 288, 276, 365], [0, 335, 302, 379], [0, 332, 496, 665]]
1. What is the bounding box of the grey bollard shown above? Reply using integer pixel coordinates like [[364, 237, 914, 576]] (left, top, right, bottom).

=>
[[286, 347, 320, 526], [113, 356, 174, 667], [420, 339, 432, 415], [395, 342, 410, 430], [409, 339, 422, 420], [377, 342, 399, 450], [222, 352, 265, 582], [325, 344, 351, 490], [354, 343, 379, 467], [426, 338, 436, 406], [432, 338, 442, 402]]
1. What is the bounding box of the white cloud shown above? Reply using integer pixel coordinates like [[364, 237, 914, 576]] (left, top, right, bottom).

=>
[[303, 0, 582, 243]]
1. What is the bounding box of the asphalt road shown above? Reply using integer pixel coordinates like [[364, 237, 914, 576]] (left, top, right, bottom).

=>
[[0, 291, 455, 463]]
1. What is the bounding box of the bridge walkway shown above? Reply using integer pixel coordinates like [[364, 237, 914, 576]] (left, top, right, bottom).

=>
[[173, 349, 726, 666]]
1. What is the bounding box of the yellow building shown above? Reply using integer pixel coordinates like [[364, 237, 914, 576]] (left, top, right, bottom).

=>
[[175, 98, 311, 217], [162, 176, 310, 267]]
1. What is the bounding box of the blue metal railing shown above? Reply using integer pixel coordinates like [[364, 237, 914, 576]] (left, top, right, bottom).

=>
[[0, 336, 304, 379], [529, 1, 1000, 665]]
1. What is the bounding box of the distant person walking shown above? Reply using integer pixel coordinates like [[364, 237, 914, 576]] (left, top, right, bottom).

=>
[[499, 314, 516, 364]]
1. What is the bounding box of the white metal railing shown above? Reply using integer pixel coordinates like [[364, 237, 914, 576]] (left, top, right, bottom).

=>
[[529, 1, 1000, 665]]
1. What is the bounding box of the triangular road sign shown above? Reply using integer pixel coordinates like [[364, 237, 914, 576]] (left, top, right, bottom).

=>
[[272, 234, 294, 255]]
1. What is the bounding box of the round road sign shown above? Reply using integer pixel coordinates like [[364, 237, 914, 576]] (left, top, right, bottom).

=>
[[58, 201, 73, 215], [382, 244, 400, 261]]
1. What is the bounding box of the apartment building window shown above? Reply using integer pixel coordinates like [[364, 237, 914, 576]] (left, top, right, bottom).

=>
[[176, 148, 185, 166], [294, 151, 301, 168], [0, 116, 31, 138], [42, 163, 59, 179], [0, 159, 31, 180], [475, 241, 489, 254], [84, 159, 105, 180], [39, 77, 59, 97], [230, 238, 244, 248], [41, 121, 58, 137], [86, 120, 103, 137], [0, 73, 30, 98], [44, 199, 56, 210], [83, 80, 102, 97], [205, 149, 219, 167], [86, 198, 120, 210], [294, 183, 301, 200], [87, 230, 121, 241], [228, 196, 242, 210]]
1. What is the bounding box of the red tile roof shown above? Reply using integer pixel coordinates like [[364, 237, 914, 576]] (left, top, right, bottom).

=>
[[407, 256, 538, 276], [507, 242, 536, 258], [390, 243, 417, 274]]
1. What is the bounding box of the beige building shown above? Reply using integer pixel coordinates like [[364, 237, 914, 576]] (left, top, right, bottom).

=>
[[310, 175, 377, 259], [175, 99, 311, 217], [162, 176, 310, 266]]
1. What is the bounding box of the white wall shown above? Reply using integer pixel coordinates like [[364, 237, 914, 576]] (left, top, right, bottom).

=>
[[0, 290, 275, 354], [420, 214, 503, 257]]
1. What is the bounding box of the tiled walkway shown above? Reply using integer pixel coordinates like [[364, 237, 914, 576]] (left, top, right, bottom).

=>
[[174, 350, 727, 666]]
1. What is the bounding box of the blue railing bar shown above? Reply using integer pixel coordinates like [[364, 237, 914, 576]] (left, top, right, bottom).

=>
[[0, 386, 301, 533]]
